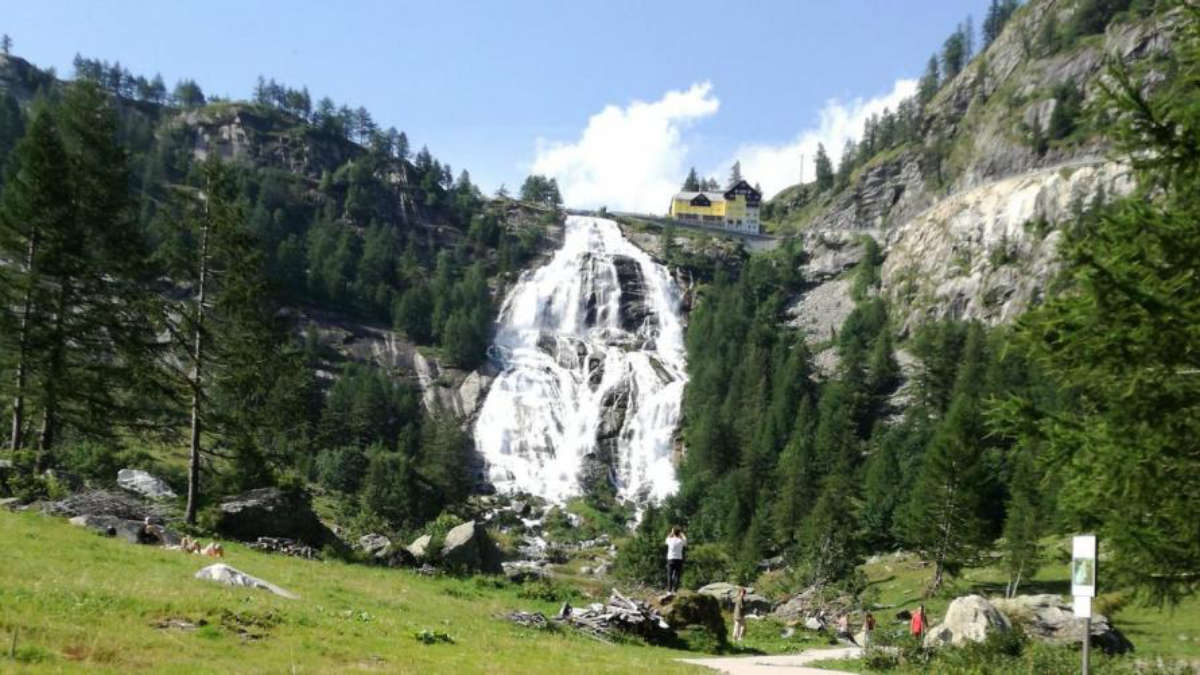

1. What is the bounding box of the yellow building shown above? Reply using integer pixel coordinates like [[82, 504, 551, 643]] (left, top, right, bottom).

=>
[[668, 180, 762, 234]]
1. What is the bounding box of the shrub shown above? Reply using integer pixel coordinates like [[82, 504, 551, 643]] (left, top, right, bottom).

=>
[[515, 578, 579, 603], [680, 543, 732, 590]]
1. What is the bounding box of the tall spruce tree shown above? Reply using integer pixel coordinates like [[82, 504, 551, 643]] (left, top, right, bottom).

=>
[[899, 323, 991, 592], [814, 143, 833, 191], [1001, 8, 1200, 601]]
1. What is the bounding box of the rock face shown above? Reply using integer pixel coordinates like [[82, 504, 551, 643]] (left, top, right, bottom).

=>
[[439, 520, 502, 573], [696, 583, 774, 615], [923, 595, 1012, 648], [882, 161, 1134, 332], [992, 594, 1133, 654], [194, 563, 298, 599], [214, 488, 332, 547], [117, 468, 177, 500]]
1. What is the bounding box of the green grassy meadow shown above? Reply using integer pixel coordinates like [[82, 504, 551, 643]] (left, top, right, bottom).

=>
[[0, 510, 705, 674]]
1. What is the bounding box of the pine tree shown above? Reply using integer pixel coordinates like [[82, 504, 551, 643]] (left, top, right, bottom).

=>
[[1002, 10, 1200, 600], [0, 106, 72, 452], [797, 471, 861, 588], [898, 323, 991, 593], [728, 160, 742, 187], [919, 54, 941, 104], [682, 167, 700, 191], [814, 143, 833, 191], [1001, 449, 1042, 597]]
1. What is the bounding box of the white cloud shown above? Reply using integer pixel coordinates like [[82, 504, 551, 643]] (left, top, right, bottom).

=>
[[530, 82, 719, 214], [726, 78, 918, 199]]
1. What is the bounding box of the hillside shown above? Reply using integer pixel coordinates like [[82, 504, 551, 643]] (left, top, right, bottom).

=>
[[767, 0, 1179, 333]]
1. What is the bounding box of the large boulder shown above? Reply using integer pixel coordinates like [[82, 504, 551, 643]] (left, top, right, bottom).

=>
[[992, 594, 1133, 654], [69, 513, 180, 546], [924, 595, 1012, 648], [660, 591, 727, 652], [195, 563, 298, 599], [439, 520, 502, 573], [45, 489, 161, 521], [697, 582, 774, 614], [406, 534, 432, 560], [214, 488, 332, 547], [116, 468, 177, 500], [358, 533, 391, 557], [502, 561, 548, 583]]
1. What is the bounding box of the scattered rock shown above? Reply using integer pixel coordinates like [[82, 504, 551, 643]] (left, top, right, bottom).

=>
[[407, 534, 432, 560], [116, 468, 177, 500], [214, 488, 333, 547], [358, 533, 392, 557], [992, 594, 1133, 654], [440, 520, 502, 573], [195, 563, 298, 599], [924, 595, 1011, 648], [249, 536, 319, 560], [804, 616, 826, 631], [502, 561, 547, 583], [772, 585, 854, 624]]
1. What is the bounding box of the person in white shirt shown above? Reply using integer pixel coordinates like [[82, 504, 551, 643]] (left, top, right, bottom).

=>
[[665, 526, 687, 592]]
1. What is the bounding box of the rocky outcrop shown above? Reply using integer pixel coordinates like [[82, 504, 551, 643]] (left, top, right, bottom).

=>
[[46, 489, 164, 522], [439, 520, 502, 573], [69, 513, 180, 546], [195, 563, 298, 599], [772, 585, 855, 624], [882, 161, 1133, 332], [659, 591, 727, 651], [992, 594, 1133, 654], [612, 254, 657, 338], [117, 469, 177, 500], [924, 595, 1012, 648], [696, 583, 774, 615], [214, 488, 333, 547]]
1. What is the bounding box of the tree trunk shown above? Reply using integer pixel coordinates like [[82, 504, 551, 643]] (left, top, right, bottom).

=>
[[185, 213, 210, 525], [9, 230, 37, 451], [35, 279, 69, 468]]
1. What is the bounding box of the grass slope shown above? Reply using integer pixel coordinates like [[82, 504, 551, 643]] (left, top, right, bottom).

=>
[[0, 510, 702, 674]]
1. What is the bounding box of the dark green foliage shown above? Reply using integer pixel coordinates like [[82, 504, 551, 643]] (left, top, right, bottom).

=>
[[997, 10, 1200, 602], [518, 174, 562, 206], [814, 143, 833, 191], [613, 504, 668, 586], [919, 55, 941, 104], [682, 167, 700, 191], [1069, 0, 1133, 40]]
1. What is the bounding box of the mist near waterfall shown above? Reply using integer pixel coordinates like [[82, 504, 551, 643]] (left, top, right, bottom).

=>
[[473, 216, 687, 503]]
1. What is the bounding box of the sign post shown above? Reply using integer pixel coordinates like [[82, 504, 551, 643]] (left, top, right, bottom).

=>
[[1072, 535, 1097, 675]]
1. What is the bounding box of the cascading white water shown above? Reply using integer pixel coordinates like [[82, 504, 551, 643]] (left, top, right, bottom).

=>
[[474, 215, 687, 503]]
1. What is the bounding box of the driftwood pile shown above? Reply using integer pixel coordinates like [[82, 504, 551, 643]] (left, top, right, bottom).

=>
[[507, 590, 672, 643], [248, 536, 319, 560]]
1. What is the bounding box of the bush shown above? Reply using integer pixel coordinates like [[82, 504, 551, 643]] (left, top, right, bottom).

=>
[[515, 578, 579, 603], [680, 543, 731, 590]]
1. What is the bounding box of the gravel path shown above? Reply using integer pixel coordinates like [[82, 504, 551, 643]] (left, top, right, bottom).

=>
[[677, 646, 864, 674]]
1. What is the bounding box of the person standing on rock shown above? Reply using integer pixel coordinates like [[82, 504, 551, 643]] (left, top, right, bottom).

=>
[[910, 604, 928, 641], [665, 526, 686, 592], [731, 586, 747, 642]]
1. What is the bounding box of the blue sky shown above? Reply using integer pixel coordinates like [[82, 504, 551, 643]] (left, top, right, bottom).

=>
[[7, 0, 992, 210]]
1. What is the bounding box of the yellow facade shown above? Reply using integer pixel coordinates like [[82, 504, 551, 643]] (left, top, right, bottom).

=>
[[669, 180, 762, 233]]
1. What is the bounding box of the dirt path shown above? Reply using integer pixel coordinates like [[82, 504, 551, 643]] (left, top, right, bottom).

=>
[[677, 646, 863, 674]]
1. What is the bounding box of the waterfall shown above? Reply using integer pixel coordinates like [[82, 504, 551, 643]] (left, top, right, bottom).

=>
[[474, 215, 687, 503]]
